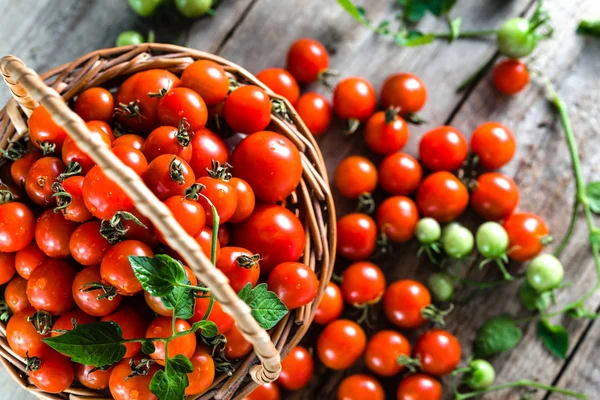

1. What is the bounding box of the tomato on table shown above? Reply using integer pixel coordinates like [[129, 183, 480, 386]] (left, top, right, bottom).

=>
[[337, 213, 377, 261], [286, 38, 330, 84], [333, 77, 376, 123], [181, 59, 230, 106], [503, 212, 550, 262], [416, 171, 469, 223], [471, 172, 519, 221], [383, 280, 431, 329], [492, 58, 530, 95], [376, 196, 419, 243], [74, 87, 114, 122], [364, 109, 409, 154], [470, 122, 516, 170], [314, 281, 344, 325], [381, 72, 427, 114], [419, 126, 468, 171], [317, 319, 366, 370], [396, 373, 442, 400], [257, 68, 300, 104], [277, 346, 314, 391], [413, 329, 461, 376], [295, 92, 332, 136], [338, 374, 385, 400], [334, 156, 377, 199], [341, 261, 386, 306]]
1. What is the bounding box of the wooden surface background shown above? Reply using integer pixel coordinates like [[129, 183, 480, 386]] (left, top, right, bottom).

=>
[[0, 0, 599, 399]]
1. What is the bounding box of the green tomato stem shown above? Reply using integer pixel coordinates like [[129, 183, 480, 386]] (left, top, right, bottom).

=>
[[554, 197, 581, 257], [431, 29, 498, 39], [455, 379, 587, 399]]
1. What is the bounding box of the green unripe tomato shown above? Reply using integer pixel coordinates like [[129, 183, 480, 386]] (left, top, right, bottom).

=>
[[427, 272, 454, 302], [476, 222, 509, 259], [497, 18, 537, 58], [416, 217, 442, 245], [466, 359, 496, 390], [128, 0, 163, 17], [526, 254, 564, 292], [441, 223, 474, 259], [116, 31, 145, 47], [518, 280, 551, 311], [175, 0, 213, 18]]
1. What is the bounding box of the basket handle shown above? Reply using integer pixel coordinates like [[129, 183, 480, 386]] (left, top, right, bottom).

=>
[[0, 55, 281, 384]]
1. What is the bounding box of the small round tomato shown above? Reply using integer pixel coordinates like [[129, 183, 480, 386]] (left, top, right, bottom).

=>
[[25, 156, 65, 206], [218, 225, 230, 246], [465, 359, 496, 390], [278, 346, 314, 391], [413, 329, 461, 376], [191, 297, 234, 334], [365, 330, 411, 377], [69, 221, 111, 266], [471, 172, 519, 221], [196, 175, 238, 225], [11, 151, 42, 186], [286, 38, 329, 84], [228, 177, 255, 223], [73, 266, 122, 317], [157, 87, 208, 131], [83, 165, 134, 220], [223, 324, 252, 359], [471, 122, 516, 170], [62, 121, 113, 174], [158, 194, 206, 241], [232, 131, 302, 202], [101, 240, 153, 296], [396, 374, 442, 400], [341, 261, 385, 306], [55, 175, 93, 223], [51, 310, 96, 337], [74, 87, 114, 122], [143, 125, 193, 163], [383, 280, 431, 329], [6, 306, 49, 357], [101, 307, 147, 358], [416, 171, 469, 223], [145, 266, 197, 316], [314, 281, 343, 325], [28, 349, 74, 393], [416, 217, 443, 244], [381, 73, 427, 114], [112, 145, 148, 176], [188, 127, 230, 178], [216, 246, 260, 292], [317, 319, 366, 370], [337, 213, 377, 261], [224, 85, 271, 134], [185, 345, 215, 395], [5, 276, 30, 313], [109, 357, 160, 400], [15, 241, 47, 279], [334, 156, 377, 199], [75, 363, 114, 390], [295, 92, 332, 136], [146, 317, 196, 366], [0, 252, 15, 285], [419, 126, 468, 171], [181, 59, 229, 106], [441, 223, 474, 259], [27, 259, 76, 315], [257, 68, 300, 104], [333, 77, 376, 122], [143, 154, 195, 201], [35, 209, 78, 259], [112, 134, 145, 150], [503, 212, 549, 262], [268, 262, 318, 310], [0, 202, 35, 252], [243, 383, 281, 400], [526, 254, 564, 292], [364, 110, 409, 154], [427, 272, 455, 302], [377, 196, 419, 243], [231, 204, 305, 273], [28, 106, 68, 152], [497, 18, 537, 58], [338, 374, 385, 400], [492, 59, 530, 95]]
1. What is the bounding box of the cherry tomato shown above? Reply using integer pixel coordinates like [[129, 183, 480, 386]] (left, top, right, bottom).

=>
[[73, 266, 122, 317], [471, 172, 519, 221], [190, 297, 234, 334], [28, 106, 68, 152], [146, 316, 196, 366], [53, 175, 92, 222], [223, 324, 252, 359], [15, 241, 47, 279], [413, 329, 461, 376], [25, 156, 65, 206], [157, 194, 206, 242], [143, 125, 193, 163], [341, 261, 385, 306], [62, 121, 113, 174], [333, 77, 376, 122], [224, 85, 271, 134], [109, 357, 160, 400], [337, 213, 377, 261], [338, 374, 385, 400], [101, 240, 153, 296], [416, 171, 469, 223], [470, 122, 516, 170], [383, 280, 431, 329], [5, 276, 30, 313], [112, 145, 148, 176], [492, 59, 530, 95], [396, 374, 442, 400], [419, 126, 468, 171], [51, 309, 96, 337], [35, 209, 78, 259], [364, 110, 409, 154], [314, 281, 343, 325], [101, 307, 148, 358], [286, 38, 330, 84], [112, 134, 145, 150], [28, 349, 74, 393], [268, 262, 318, 310], [242, 382, 281, 400], [27, 259, 75, 315], [0, 202, 35, 252], [143, 154, 195, 201], [6, 306, 49, 357], [365, 330, 411, 377], [256, 68, 300, 104], [188, 127, 230, 178], [157, 87, 208, 131], [83, 165, 134, 220], [526, 254, 564, 292], [196, 175, 238, 225], [145, 266, 197, 316], [75, 363, 114, 390], [74, 87, 114, 122], [0, 252, 15, 285], [69, 220, 111, 266], [377, 196, 419, 243], [218, 225, 230, 246], [295, 92, 332, 136], [497, 19, 536, 58], [277, 346, 314, 391], [231, 204, 305, 274], [185, 345, 215, 395], [503, 212, 549, 262], [317, 319, 366, 370], [11, 151, 42, 186], [232, 131, 302, 202], [216, 246, 260, 292], [181, 60, 229, 105], [228, 177, 255, 223], [381, 73, 427, 114], [334, 156, 377, 199], [191, 226, 222, 260]]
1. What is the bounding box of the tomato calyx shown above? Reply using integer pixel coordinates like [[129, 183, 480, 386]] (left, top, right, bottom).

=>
[[420, 303, 454, 326], [0, 301, 11, 322], [373, 232, 393, 258], [127, 358, 155, 379], [169, 156, 187, 184], [384, 107, 400, 124], [57, 161, 83, 182], [207, 160, 232, 181], [236, 254, 262, 269], [345, 118, 361, 136], [175, 118, 193, 147], [184, 183, 205, 201], [228, 78, 241, 93], [0, 137, 28, 160], [356, 192, 376, 215], [271, 98, 292, 123], [38, 141, 56, 155], [200, 334, 235, 375], [51, 182, 73, 213], [25, 352, 42, 372], [81, 282, 120, 301], [100, 211, 148, 244], [0, 188, 14, 204], [396, 354, 421, 373], [27, 310, 53, 335], [116, 101, 144, 121], [147, 83, 171, 99], [317, 69, 339, 90]]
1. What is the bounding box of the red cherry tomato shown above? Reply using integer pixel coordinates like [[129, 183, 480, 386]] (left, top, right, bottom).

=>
[[416, 171, 469, 223], [185, 345, 215, 395], [383, 280, 431, 329], [228, 177, 256, 223], [379, 152, 422, 196], [471, 172, 519, 221], [317, 319, 366, 370], [101, 240, 153, 296], [55, 175, 93, 222], [35, 209, 78, 259], [112, 145, 148, 176], [189, 226, 222, 260], [470, 122, 516, 170], [396, 374, 442, 400], [338, 374, 385, 400], [196, 175, 238, 225], [216, 246, 260, 292], [73, 266, 122, 317], [295, 92, 332, 136], [218, 225, 230, 246], [143, 125, 193, 163], [28, 349, 74, 393], [341, 261, 386, 306], [223, 324, 252, 360], [101, 307, 147, 358], [142, 154, 195, 201], [257, 68, 300, 104], [15, 241, 47, 279], [69, 220, 111, 266], [419, 126, 468, 171], [333, 77, 376, 122], [146, 316, 196, 366], [286, 38, 330, 84], [334, 156, 378, 199], [74, 87, 114, 122], [381, 73, 427, 114], [27, 259, 76, 316], [28, 106, 68, 152], [83, 165, 134, 220], [365, 330, 411, 377], [109, 357, 160, 400], [188, 127, 230, 178], [337, 213, 377, 261], [503, 212, 550, 262], [51, 309, 96, 337], [157, 87, 208, 132], [112, 134, 145, 150], [181, 60, 230, 105], [6, 306, 49, 357], [0, 252, 16, 285], [0, 202, 35, 252], [145, 266, 197, 316], [157, 195, 206, 242], [377, 196, 419, 243], [122, 208, 158, 246], [190, 297, 234, 334], [314, 281, 344, 325], [5, 276, 30, 313], [11, 151, 42, 186], [364, 110, 409, 154], [242, 383, 281, 400], [232, 131, 302, 202], [75, 363, 114, 390], [277, 346, 314, 391], [493, 59, 529, 95], [268, 262, 319, 310], [25, 156, 65, 206], [413, 329, 461, 376], [62, 121, 113, 174], [224, 85, 271, 134]]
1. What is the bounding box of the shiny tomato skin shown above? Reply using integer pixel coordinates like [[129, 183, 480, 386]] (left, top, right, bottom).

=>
[[224, 85, 272, 134], [59, 175, 94, 223], [83, 165, 134, 220], [228, 177, 256, 223], [471, 172, 519, 221], [493, 59, 529, 95], [416, 171, 469, 223], [0, 252, 16, 285], [69, 220, 111, 266], [413, 329, 461, 376], [365, 330, 411, 377], [503, 212, 550, 262], [101, 307, 147, 358], [185, 345, 215, 395], [28, 349, 74, 393], [216, 246, 260, 292], [257, 68, 300, 104], [223, 324, 252, 359], [396, 374, 442, 400], [109, 357, 160, 400], [143, 126, 193, 162], [157, 195, 206, 242], [470, 122, 516, 170], [268, 262, 319, 310], [122, 208, 158, 247], [6, 306, 49, 357], [419, 126, 468, 171], [376, 196, 419, 243], [295, 92, 332, 136], [337, 213, 377, 261], [231, 204, 305, 274], [28, 106, 68, 151], [218, 225, 230, 246], [5, 276, 30, 313], [0, 202, 35, 252], [381, 73, 427, 114], [181, 59, 230, 106], [11, 151, 42, 186], [146, 316, 196, 366], [73, 265, 122, 317], [333, 77, 376, 121], [101, 240, 153, 296], [341, 261, 386, 306], [75, 363, 114, 390], [364, 111, 409, 154], [25, 156, 65, 206], [189, 127, 230, 178], [277, 346, 314, 391], [317, 319, 366, 370], [286, 38, 329, 84], [231, 131, 302, 202], [62, 120, 113, 174], [242, 383, 281, 400], [35, 209, 78, 259], [379, 152, 422, 196], [15, 241, 47, 279], [383, 280, 431, 329], [145, 266, 197, 316], [314, 281, 344, 325], [190, 226, 222, 260], [334, 156, 378, 199], [190, 297, 234, 334], [51, 309, 96, 337], [338, 374, 385, 400], [157, 87, 208, 132], [74, 87, 114, 122], [112, 134, 145, 150], [26, 259, 76, 316], [112, 145, 148, 176], [142, 154, 195, 201], [196, 176, 238, 225]]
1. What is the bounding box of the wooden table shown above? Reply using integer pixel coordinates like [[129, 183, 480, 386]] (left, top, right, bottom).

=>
[[1, 0, 599, 398]]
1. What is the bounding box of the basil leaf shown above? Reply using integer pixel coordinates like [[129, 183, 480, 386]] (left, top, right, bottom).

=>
[[395, 31, 434, 47], [577, 20, 600, 36], [142, 340, 156, 355], [238, 283, 288, 330], [161, 282, 195, 320], [150, 355, 193, 400], [474, 315, 522, 358], [586, 181, 600, 214], [129, 254, 186, 297], [192, 320, 219, 338], [399, 0, 428, 22], [537, 319, 569, 359], [337, 0, 367, 23], [43, 321, 126, 366]]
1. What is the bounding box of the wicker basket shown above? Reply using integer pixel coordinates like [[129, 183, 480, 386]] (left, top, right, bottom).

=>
[[0, 44, 336, 400]]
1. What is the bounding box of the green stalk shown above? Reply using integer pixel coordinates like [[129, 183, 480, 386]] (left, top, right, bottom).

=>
[[431, 29, 498, 39], [455, 379, 587, 399]]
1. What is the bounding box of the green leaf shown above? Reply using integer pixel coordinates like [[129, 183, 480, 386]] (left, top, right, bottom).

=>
[[129, 254, 186, 297], [142, 340, 156, 355], [161, 282, 195, 320], [191, 320, 219, 338], [577, 20, 600, 36], [537, 319, 569, 359], [43, 321, 126, 366], [448, 17, 462, 42], [427, 0, 457, 16], [566, 305, 599, 319], [518, 281, 551, 311], [166, 354, 194, 374], [586, 181, 600, 214], [394, 31, 434, 47], [474, 315, 522, 358], [398, 0, 428, 22], [337, 0, 367, 23], [238, 283, 288, 330], [150, 355, 193, 400]]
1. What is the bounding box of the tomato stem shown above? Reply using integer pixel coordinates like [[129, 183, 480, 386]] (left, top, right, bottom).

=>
[[431, 29, 498, 40], [454, 379, 587, 399]]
